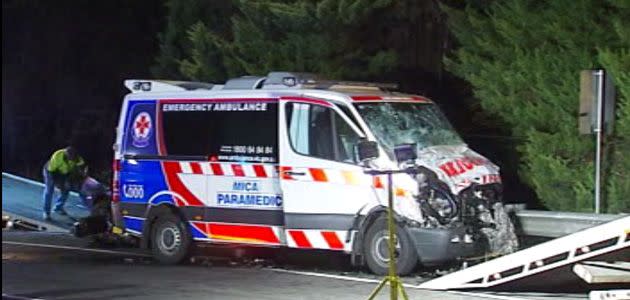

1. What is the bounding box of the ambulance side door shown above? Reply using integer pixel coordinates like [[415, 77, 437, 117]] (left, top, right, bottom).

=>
[[279, 99, 376, 246]]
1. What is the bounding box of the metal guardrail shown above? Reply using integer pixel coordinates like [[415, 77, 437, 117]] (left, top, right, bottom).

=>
[[513, 209, 626, 238]]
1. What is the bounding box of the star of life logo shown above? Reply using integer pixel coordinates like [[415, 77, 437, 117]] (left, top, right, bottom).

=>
[[132, 112, 152, 148]]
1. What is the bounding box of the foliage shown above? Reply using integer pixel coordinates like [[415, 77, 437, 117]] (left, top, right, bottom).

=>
[[152, 0, 447, 86], [152, 0, 235, 80], [443, 0, 629, 212]]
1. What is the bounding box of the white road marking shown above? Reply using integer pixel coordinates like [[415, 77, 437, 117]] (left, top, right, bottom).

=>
[[271, 268, 381, 284], [270, 268, 528, 300], [2, 240, 150, 257], [2, 294, 45, 300]]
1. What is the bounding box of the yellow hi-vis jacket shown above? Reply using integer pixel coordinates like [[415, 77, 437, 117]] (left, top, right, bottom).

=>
[[46, 149, 85, 175]]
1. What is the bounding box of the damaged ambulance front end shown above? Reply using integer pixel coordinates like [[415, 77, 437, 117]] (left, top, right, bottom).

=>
[[354, 100, 518, 267]]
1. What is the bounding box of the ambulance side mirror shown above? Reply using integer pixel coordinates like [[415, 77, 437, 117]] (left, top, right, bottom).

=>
[[356, 140, 379, 162]]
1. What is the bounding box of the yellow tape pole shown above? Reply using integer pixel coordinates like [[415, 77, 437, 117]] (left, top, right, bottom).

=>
[[367, 171, 409, 300], [387, 172, 398, 300]]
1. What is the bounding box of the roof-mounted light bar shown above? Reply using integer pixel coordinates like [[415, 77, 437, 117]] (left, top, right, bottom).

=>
[[260, 72, 398, 91], [302, 80, 398, 91]]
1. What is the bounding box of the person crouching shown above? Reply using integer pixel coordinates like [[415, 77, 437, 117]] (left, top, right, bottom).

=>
[[42, 145, 87, 220]]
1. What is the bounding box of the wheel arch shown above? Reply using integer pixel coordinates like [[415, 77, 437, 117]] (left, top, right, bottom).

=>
[[141, 203, 187, 249], [350, 204, 416, 267], [350, 206, 387, 266]]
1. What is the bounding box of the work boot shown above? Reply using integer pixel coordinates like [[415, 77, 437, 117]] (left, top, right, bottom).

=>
[[43, 212, 52, 221]]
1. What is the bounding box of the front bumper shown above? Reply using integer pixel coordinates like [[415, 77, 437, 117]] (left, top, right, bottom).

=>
[[406, 225, 486, 266]]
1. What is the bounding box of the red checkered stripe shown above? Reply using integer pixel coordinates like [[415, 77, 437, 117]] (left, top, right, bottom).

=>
[[351, 95, 431, 103], [277, 167, 415, 197], [455, 174, 502, 188], [279, 166, 378, 187], [286, 229, 353, 251], [176, 163, 388, 189], [172, 162, 413, 202], [177, 162, 278, 178], [191, 221, 282, 245], [276, 167, 416, 197]]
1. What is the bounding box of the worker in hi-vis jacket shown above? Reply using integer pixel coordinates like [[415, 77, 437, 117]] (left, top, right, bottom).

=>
[[42, 145, 87, 220]]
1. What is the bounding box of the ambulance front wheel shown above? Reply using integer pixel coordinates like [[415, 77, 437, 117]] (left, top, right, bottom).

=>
[[151, 213, 192, 264], [363, 216, 418, 276]]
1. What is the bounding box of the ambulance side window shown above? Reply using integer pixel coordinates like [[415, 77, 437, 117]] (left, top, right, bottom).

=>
[[161, 102, 278, 163], [333, 112, 362, 163], [286, 103, 361, 164], [336, 104, 363, 135]]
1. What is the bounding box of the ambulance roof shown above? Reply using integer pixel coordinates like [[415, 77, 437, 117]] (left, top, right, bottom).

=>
[[123, 72, 433, 105]]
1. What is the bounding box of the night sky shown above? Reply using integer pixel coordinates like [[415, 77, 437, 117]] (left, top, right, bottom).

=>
[[2, 0, 164, 179]]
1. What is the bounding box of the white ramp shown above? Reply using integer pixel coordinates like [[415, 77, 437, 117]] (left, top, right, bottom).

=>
[[419, 216, 629, 290], [573, 261, 630, 284]]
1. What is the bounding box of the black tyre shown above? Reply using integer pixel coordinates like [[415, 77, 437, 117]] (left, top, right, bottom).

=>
[[363, 216, 418, 275], [150, 213, 192, 264]]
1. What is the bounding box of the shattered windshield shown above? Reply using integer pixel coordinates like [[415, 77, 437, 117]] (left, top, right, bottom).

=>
[[354, 102, 464, 153]]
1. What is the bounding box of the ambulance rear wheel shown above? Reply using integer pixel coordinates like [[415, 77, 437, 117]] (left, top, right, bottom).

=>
[[364, 216, 418, 275], [151, 213, 191, 264]]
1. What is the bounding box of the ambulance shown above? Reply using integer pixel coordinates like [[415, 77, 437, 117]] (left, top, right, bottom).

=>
[[111, 72, 517, 275]]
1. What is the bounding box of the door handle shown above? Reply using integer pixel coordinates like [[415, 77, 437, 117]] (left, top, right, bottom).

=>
[[283, 171, 306, 176]]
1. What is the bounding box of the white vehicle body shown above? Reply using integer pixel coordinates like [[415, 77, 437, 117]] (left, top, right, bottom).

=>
[[111, 72, 515, 274]]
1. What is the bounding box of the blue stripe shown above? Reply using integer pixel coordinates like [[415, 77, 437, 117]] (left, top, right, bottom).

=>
[[124, 216, 145, 233], [188, 222, 206, 239]]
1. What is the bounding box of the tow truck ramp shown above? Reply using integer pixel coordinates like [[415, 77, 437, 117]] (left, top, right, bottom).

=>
[[418, 216, 629, 291]]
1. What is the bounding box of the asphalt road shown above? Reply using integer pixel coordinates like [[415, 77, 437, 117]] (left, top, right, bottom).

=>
[[2, 174, 589, 300]]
